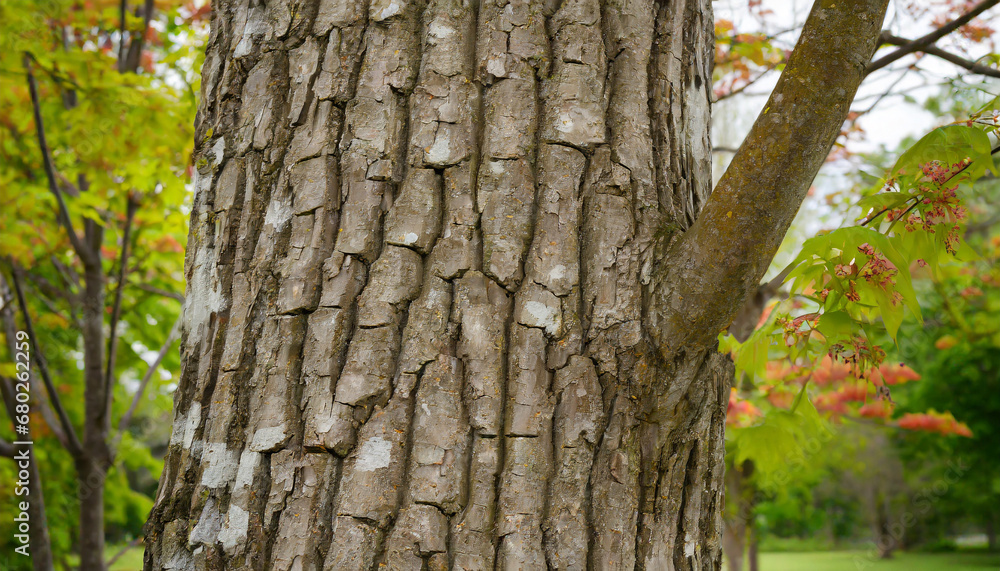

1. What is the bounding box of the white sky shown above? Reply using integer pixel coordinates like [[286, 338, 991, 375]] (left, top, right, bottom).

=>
[[712, 0, 1000, 165], [710, 0, 1000, 272]]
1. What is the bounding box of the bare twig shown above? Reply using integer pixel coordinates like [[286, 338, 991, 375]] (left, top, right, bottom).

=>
[[103, 196, 139, 433], [22, 268, 76, 305], [22, 53, 96, 266], [114, 315, 181, 443], [712, 147, 741, 154], [0, 438, 15, 458], [50, 255, 80, 291], [8, 264, 84, 458], [878, 33, 1000, 78], [106, 536, 143, 568], [866, 0, 1000, 76], [716, 69, 777, 102], [132, 282, 184, 303]]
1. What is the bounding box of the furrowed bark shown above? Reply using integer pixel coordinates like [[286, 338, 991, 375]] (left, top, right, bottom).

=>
[[144, 0, 887, 569], [646, 0, 890, 359]]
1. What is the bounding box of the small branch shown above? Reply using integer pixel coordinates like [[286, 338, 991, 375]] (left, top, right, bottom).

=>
[[0, 438, 15, 459], [8, 265, 84, 459], [22, 268, 76, 305], [22, 53, 96, 267], [118, 0, 129, 72], [106, 537, 143, 568], [878, 33, 1000, 78], [0, 284, 66, 452], [916, 44, 1000, 78], [866, 0, 1000, 76], [51, 255, 80, 291], [861, 149, 983, 228], [115, 315, 180, 441], [852, 68, 917, 119], [133, 283, 184, 303], [103, 196, 139, 433], [715, 69, 777, 102], [124, 0, 156, 73]]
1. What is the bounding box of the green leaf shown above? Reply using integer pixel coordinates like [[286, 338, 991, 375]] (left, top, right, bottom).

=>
[[891, 124, 996, 182], [815, 310, 856, 344]]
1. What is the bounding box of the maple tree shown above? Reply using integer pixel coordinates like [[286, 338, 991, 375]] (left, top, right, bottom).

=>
[[718, 107, 998, 568], [0, 0, 996, 569]]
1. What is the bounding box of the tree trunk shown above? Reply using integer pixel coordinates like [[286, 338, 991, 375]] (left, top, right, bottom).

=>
[[872, 494, 895, 560], [144, 0, 888, 568], [80, 256, 109, 571], [721, 460, 756, 571], [987, 515, 997, 552], [27, 456, 55, 571], [722, 520, 744, 571]]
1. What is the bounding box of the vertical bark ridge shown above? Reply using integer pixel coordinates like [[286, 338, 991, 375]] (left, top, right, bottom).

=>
[[650, 0, 714, 230], [147, 0, 369, 567], [579, 0, 657, 566], [320, 0, 432, 563], [318, 0, 426, 459], [452, 272, 509, 570], [634, 351, 730, 570], [466, 0, 550, 566]]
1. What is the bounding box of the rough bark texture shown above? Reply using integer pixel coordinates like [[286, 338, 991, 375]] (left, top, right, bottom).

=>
[[144, 0, 888, 569]]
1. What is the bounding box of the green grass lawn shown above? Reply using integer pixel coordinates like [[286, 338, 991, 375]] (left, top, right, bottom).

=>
[[752, 550, 1000, 571], [102, 546, 999, 571]]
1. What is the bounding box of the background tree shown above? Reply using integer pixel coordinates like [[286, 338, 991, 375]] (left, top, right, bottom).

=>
[[717, 77, 1000, 566], [0, 0, 203, 568]]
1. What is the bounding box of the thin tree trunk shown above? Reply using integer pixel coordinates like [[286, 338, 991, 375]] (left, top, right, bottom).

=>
[[987, 515, 997, 552], [23, 456, 55, 571], [0, 276, 56, 571], [746, 513, 759, 571], [722, 519, 745, 571], [80, 262, 108, 571], [873, 494, 895, 559], [144, 0, 888, 568]]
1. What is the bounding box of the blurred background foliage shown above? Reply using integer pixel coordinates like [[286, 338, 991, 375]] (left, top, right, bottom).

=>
[[0, 0, 205, 567]]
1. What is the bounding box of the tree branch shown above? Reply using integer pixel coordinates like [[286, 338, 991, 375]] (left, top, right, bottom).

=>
[[115, 315, 180, 441], [22, 268, 76, 305], [646, 0, 891, 358], [118, 0, 129, 72], [22, 52, 97, 267], [7, 265, 84, 458], [0, 438, 15, 459], [123, 0, 156, 73], [1, 274, 76, 445], [865, 0, 1000, 76], [103, 195, 139, 433], [132, 282, 184, 303], [715, 69, 777, 102], [106, 537, 143, 568], [877, 33, 1000, 78], [51, 255, 80, 291]]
